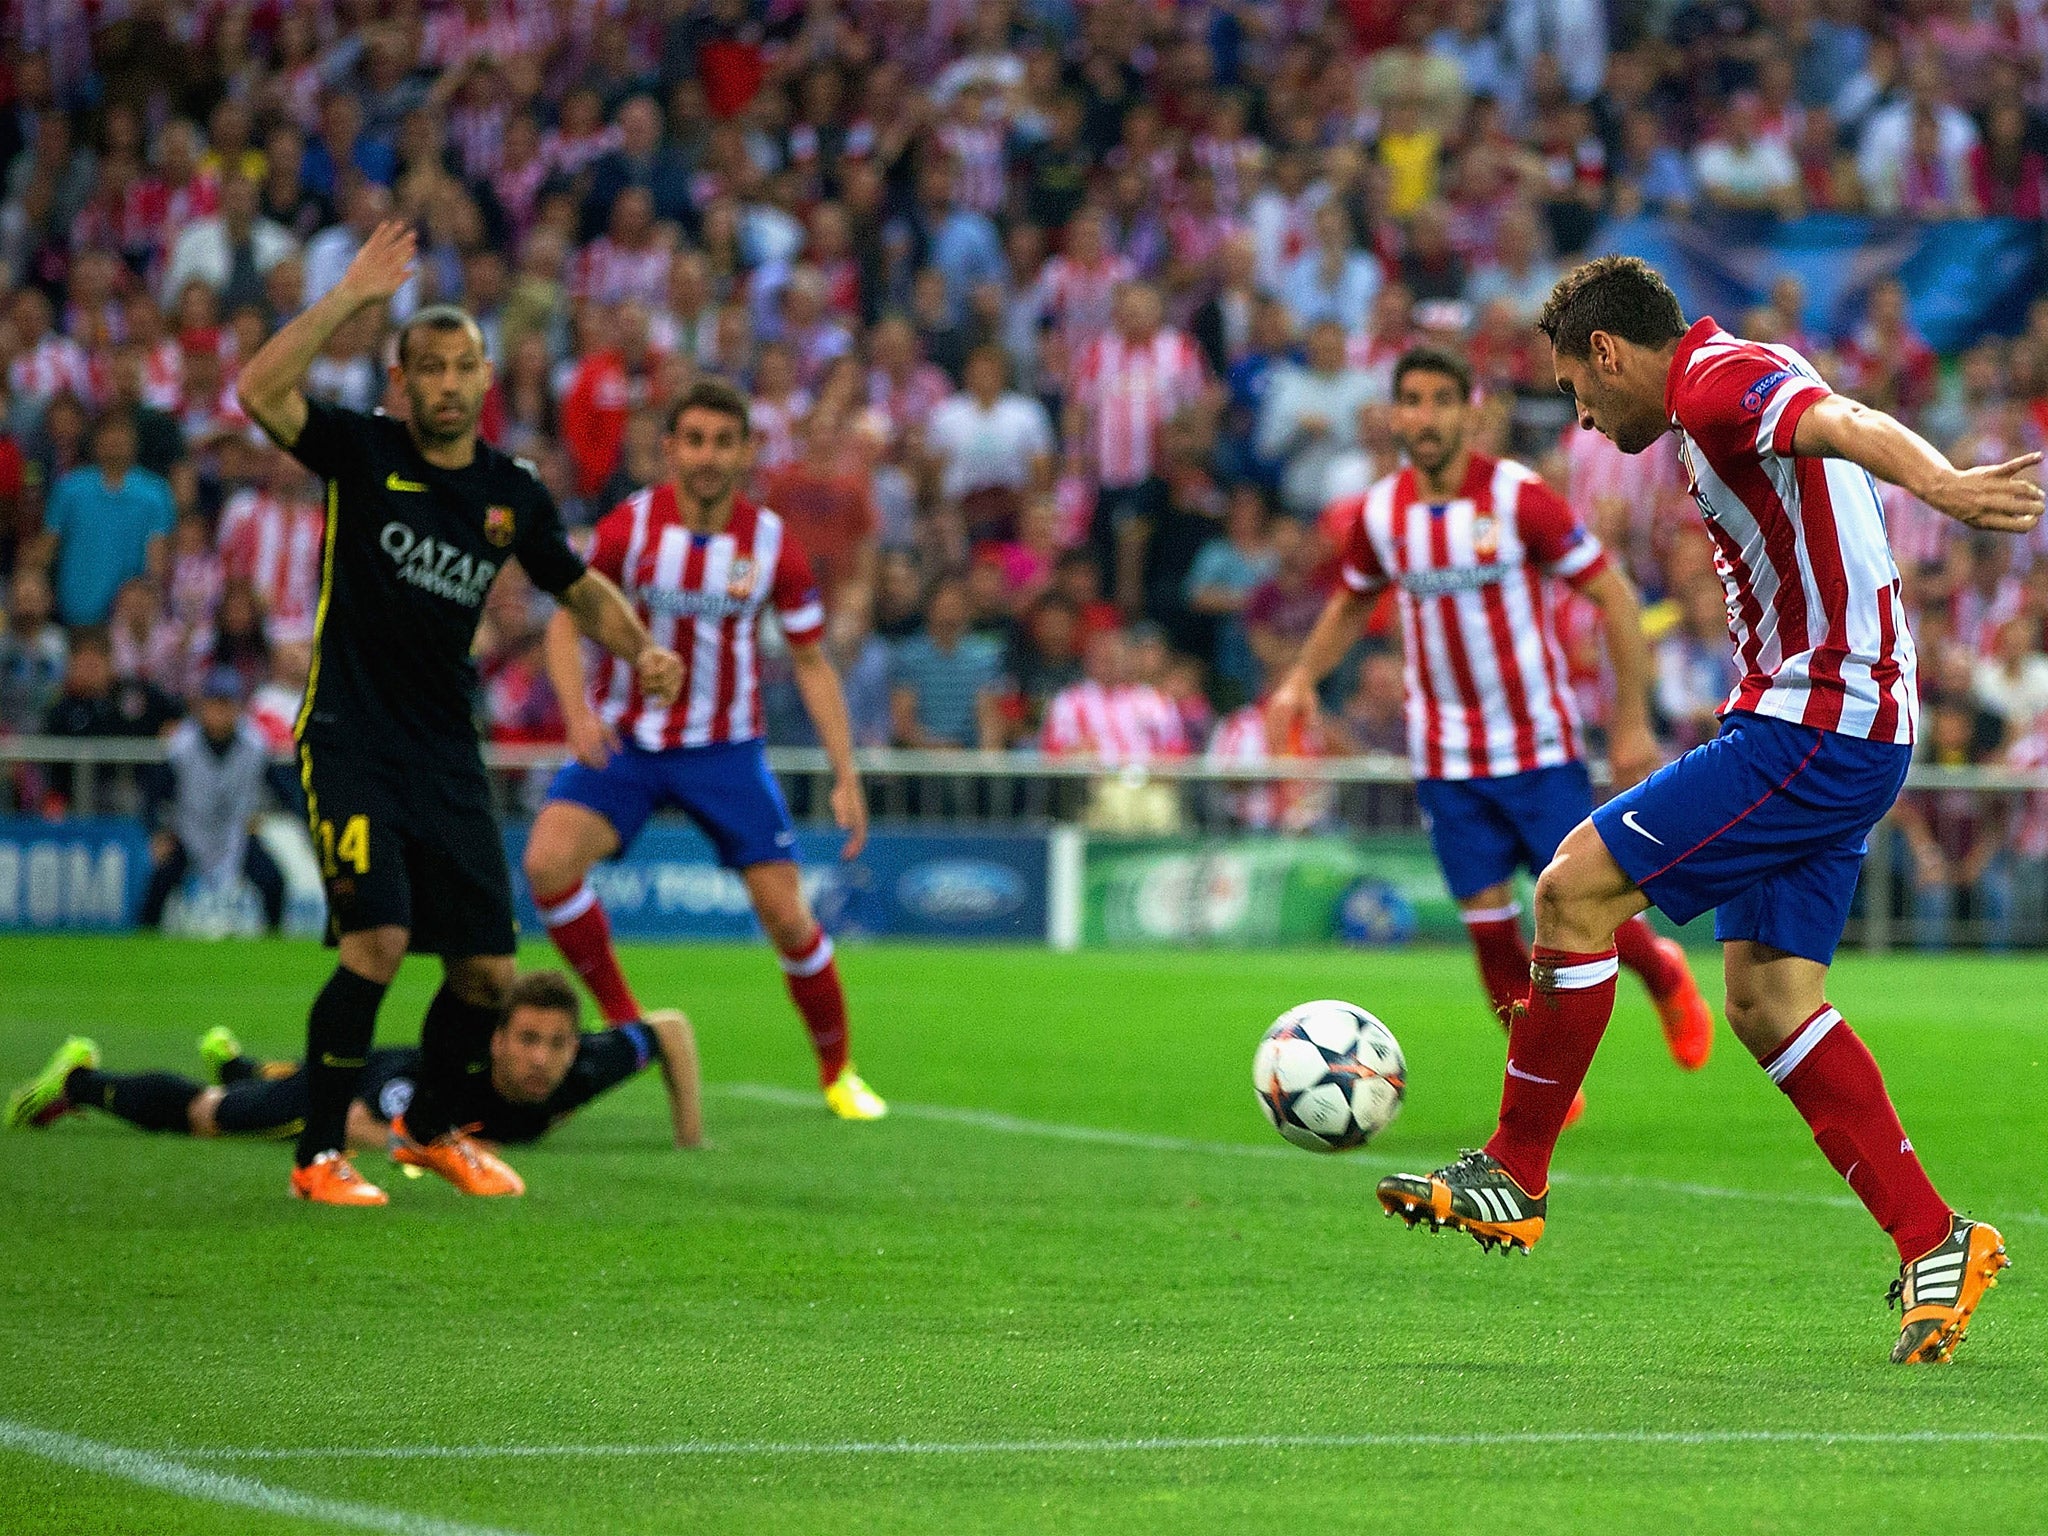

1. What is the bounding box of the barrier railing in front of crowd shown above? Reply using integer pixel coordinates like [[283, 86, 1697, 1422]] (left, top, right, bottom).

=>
[[6, 735, 2043, 952]]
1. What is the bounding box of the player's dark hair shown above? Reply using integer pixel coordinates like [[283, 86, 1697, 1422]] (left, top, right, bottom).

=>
[[1536, 256, 1688, 360], [502, 971, 582, 1030], [395, 304, 485, 367], [1392, 346, 1474, 401], [666, 376, 752, 436]]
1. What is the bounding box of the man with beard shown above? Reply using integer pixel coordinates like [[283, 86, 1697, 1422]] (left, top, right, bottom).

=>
[[1270, 347, 1714, 1117], [235, 222, 684, 1205]]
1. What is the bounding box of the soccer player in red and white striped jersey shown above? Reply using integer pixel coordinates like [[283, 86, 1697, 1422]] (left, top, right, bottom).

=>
[[1272, 345, 1712, 1111], [1376, 257, 2043, 1361], [524, 378, 887, 1121]]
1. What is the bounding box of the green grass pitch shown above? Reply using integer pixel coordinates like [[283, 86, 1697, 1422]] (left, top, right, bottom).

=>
[[2, 935, 2045, 1535]]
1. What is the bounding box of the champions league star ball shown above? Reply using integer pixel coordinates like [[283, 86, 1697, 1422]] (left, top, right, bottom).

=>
[[1253, 1001, 1407, 1153]]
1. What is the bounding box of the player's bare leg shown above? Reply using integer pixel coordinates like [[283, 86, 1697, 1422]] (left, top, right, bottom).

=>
[[1380, 820, 1643, 1250], [291, 925, 406, 1206], [525, 802, 642, 1025], [389, 953, 526, 1196], [745, 860, 883, 1118], [1722, 941, 2003, 1362]]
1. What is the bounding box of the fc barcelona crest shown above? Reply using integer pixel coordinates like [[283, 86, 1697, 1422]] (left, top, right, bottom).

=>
[[484, 506, 516, 547], [726, 556, 757, 599], [1471, 513, 1499, 559]]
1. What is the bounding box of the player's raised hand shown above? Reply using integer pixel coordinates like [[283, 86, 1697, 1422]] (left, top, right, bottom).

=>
[[1933, 453, 2045, 534], [338, 221, 417, 306], [636, 645, 684, 705], [832, 774, 869, 861]]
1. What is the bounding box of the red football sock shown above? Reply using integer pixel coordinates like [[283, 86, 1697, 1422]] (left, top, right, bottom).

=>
[[1760, 1006, 1953, 1262], [534, 881, 642, 1025], [1613, 915, 1682, 999], [780, 928, 849, 1087], [1461, 901, 1530, 1029], [1484, 946, 1617, 1194]]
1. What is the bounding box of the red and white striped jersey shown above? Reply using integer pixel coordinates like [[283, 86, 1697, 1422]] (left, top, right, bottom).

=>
[[1338, 455, 1610, 781], [1665, 317, 1917, 743], [1040, 679, 1187, 764], [585, 486, 826, 750], [939, 121, 1009, 215], [1206, 702, 1337, 831], [8, 335, 95, 406], [749, 390, 811, 474], [217, 489, 326, 646], [1032, 254, 1135, 361], [572, 238, 673, 309], [1070, 328, 1206, 489]]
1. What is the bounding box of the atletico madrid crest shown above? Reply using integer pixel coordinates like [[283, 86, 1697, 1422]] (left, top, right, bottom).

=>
[[1471, 513, 1499, 559], [726, 557, 757, 599], [483, 506, 516, 547]]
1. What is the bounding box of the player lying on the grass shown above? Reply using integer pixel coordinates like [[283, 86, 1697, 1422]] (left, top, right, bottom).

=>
[[1270, 345, 1714, 1123], [6, 972, 702, 1151], [236, 222, 685, 1205], [521, 376, 886, 1121], [1375, 256, 2038, 1365]]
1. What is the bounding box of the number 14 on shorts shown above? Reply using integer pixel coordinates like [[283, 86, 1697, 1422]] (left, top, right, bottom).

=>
[[316, 815, 370, 877]]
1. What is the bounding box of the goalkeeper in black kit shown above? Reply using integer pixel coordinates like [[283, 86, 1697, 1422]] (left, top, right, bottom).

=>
[[8, 973, 703, 1153]]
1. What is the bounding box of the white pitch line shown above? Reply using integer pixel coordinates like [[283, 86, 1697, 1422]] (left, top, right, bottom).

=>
[[175, 1429, 2048, 1463], [709, 1083, 2048, 1228], [0, 1419, 532, 1536]]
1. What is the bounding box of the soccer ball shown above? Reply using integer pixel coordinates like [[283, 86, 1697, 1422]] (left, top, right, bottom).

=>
[[1253, 1000, 1406, 1153]]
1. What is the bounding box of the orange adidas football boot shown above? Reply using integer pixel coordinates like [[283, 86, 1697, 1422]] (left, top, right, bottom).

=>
[[1890, 1218, 2010, 1363], [1650, 938, 1714, 1071], [1377, 1148, 1546, 1254], [389, 1116, 526, 1196], [289, 1151, 389, 1206]]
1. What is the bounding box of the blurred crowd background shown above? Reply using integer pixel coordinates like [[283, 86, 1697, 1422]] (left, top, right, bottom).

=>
[[3, 0, 2048, 942]]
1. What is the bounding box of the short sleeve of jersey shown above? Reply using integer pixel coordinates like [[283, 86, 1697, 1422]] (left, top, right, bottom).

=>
[[586, 500, 637, 584], [1674, 348, 1829, 462], [277, 397, 369, 480], [511, 468, 588, 596], [772, 531, 826, 645], [1513, 478, 1609, 586], [542, 1027, 652, 1120], [1334, 498, 1386, 594]]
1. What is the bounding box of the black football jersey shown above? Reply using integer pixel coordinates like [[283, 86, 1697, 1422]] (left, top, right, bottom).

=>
[[278, 400, 587, 767]]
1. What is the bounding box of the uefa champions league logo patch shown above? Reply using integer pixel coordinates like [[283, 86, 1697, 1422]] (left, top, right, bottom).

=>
[[1742, 369, 1794, 413], [726, 557, 757, 599]]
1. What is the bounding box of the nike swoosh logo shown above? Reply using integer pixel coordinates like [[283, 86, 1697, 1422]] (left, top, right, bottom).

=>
[[1505, 1060, 1560, 1085], [386, 472, 429, 492], [1621, 810, 1663, 845]]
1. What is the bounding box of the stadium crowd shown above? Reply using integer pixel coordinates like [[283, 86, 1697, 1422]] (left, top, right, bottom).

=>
[[2, 0, 2048, 940]]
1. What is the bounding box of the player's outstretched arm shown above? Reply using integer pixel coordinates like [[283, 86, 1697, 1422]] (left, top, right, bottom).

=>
[[558, 569, 683, 705], [1268, 587, 1373, 742], [1577, 564, 1660, 789], [1791, 394, 2045, 534], [789, 638, 868, 859], [643, 1010, 703, 1149], [543, 607, 619, 770], [236, 220, 417, 447]]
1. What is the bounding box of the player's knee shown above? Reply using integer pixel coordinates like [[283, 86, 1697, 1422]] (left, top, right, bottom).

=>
[[341, 926, 408, 982], [188, 1086, 224, 1137], [1531, 860, 1583, 932], [448, 955, 515, 1008], [522, 836, 582, 898]]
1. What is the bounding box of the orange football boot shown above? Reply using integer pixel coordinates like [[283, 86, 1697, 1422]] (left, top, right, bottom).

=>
[[390, 1116, 526, 1196], [1891, 1219, 2010, 1364], [289, 1151, 389, 1206], [1378, 1148, 1547, 1255], [1650, 938, 1714, 1071]]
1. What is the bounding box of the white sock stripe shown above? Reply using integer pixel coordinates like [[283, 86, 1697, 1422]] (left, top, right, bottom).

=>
[[1461, 903, 1523, 925], [778, 932, 835, 978], [1764, 1007, 1842, 1086], [536, 883, 597, 927], [1541, 955, 1619, 991]]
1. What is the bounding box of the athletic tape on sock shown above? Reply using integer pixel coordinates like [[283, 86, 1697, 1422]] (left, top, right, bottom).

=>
[[778, 931, 835, 978], [1763, 1006, 1842, 1086], [1461, 903, 1523, 925], [1531, 952, 1619, 991], [536, 882, 598, 927]]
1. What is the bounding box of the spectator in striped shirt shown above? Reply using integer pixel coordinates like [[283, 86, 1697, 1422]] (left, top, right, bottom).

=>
[[889, 578, 1006, 750]]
